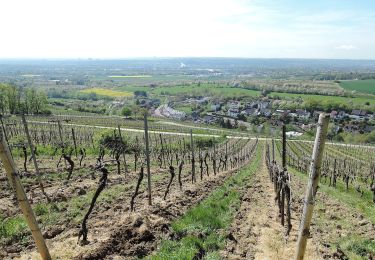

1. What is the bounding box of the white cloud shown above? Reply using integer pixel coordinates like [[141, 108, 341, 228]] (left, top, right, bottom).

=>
[[335, 45, 357, 50]]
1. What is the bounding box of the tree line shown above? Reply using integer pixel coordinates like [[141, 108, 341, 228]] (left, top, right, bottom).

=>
[[0, 84, 49, 115]]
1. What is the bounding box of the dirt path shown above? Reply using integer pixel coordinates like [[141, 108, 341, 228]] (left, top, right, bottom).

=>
[[221, 154, 320, 259]]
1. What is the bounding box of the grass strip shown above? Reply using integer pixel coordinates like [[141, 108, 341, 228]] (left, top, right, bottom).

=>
[[148, 144, 262, 260], [289, 167, 375, 225]]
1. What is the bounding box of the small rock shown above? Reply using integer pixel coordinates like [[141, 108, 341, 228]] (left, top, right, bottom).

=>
[[77, 188, 86, 196]]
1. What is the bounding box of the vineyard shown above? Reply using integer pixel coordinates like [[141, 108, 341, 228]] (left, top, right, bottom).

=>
[[0, 114, 374, 259]]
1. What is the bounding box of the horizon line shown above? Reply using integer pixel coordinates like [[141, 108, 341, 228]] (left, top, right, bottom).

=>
[[1, 57, 375, 62]]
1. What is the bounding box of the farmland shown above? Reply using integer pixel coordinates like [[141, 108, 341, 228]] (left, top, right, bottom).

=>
[[116, 83, 261, 98], [0, 58, 375, 259], [340, 79, 375, 94], [108, 75, 152, 78], [269, 91, 375, 111], [80, 88, 134, 98]]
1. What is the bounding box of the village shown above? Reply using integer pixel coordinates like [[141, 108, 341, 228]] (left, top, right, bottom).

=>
[[141, 95, 375, 138]]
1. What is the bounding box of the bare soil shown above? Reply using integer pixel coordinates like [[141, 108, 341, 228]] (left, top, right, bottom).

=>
[[221, 155, 375, 259], [11, 158, 247, 259]]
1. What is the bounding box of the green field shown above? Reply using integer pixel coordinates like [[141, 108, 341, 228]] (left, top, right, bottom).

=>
[[113, 83, 375, 111], [116, 83, 261, 98], [269, 91, 375, 110], [80, 88, 133, 97], [108, 75, 152, 78], [340, 80, 375, 94]]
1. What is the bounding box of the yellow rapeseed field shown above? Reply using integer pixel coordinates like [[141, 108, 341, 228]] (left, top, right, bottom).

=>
[[80, 88, 133, 97]]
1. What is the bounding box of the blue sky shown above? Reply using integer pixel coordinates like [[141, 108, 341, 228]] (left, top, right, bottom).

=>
[[0, 0, 374, 59]]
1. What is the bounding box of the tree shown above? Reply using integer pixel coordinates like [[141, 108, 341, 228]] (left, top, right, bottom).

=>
[[0, 84, 8, 114], [238, 114, 247, 122], [0, 85, 48, 115], [134, 91, 147, 97], [35, 91, 48, 114], [6, 85, 19, 114], [121, 107, 132, 117], [25, 88, 48, 114]]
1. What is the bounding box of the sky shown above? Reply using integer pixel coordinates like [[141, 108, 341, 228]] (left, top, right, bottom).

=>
[[0, 0, 374, 59]]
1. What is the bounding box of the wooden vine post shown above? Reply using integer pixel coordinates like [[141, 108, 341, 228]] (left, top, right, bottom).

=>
[[57, 120, 64, 146], [117, 125, 128, 175], [144, 114, 152, 206], [21, 115, 50, 202], [281, 124, 287, 226], [71, 128, 78, 158], [190, 129, 196, 183], [0, 115, 10, 147], [282, 124, 286, 170], [295, 113, 330, 260], [0, 128, 52, 260]]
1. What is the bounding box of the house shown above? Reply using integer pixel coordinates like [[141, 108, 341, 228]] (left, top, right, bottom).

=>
[[203, 115, 217, 124], [286, 131, 303, 138], [259, 101, 270, 109], [364, 125, 375, 133], [350, 110, 367, 121], [241, 108, 257, 116], [245, 102, 257, 109], [259, 108, 272, 117], [343, 124, 360, 133], [313, 111, 324, 119], [273, 109, 290, 117], [330, 110, 338, 119], [154, 104, 186, 120], [245, 101, 270, 109], [227, 101, 241, 110], [211, 104, 221, 112], [337, 111, 348, 120], [367, 113, 375, 120], [191, 111, 200, 121], [227, 108, 240, 118], [301, 123, 315, 131], [197, 97, 210, 104], [295, 109, 311, 120]]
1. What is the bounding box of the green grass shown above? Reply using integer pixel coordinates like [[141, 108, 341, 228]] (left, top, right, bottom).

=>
[[0, 215, 28, 241], [269, 91, 375, 108], [149, 143, 262, 259], [116, 83, 261, 98], [115, 83, 375, 111], [340, 80, 375, 95], [340, 237, 375, 259], [288, 167, 375, 225]]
